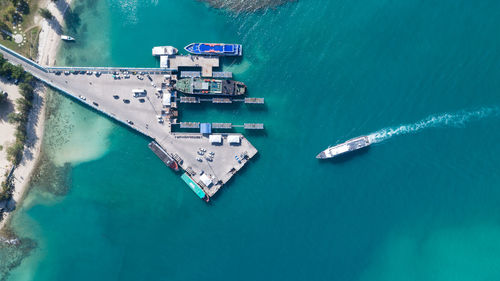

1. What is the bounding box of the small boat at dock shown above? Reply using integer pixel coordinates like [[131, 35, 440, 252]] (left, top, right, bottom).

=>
[[184, 43, 242, 56], [61, 35, 75, 41], [316, 136, 371, 159], [152, 46, 178, 56], [148, 141, 179, 171]]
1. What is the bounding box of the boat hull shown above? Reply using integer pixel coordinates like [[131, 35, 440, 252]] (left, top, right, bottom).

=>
[[184, 43, 242, 56], [175, 78, 246, 96], [316, 136, 371, 159]]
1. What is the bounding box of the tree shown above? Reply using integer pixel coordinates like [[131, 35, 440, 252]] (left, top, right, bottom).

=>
[[23, 73, 34, 84], [7, 112, 22, 123], [0, 62, 13, 78], [18, 0, 30, 15], [39, 8, 53, 20], [0, 22, 11, 39], [19, 82, 33, 100], [6, 140, 24, 165], [11, 64, 24, 81], [5, 5, 16, 22]]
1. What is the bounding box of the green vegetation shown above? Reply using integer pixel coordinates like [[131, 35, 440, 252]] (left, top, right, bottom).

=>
[[0, 53, 37, 201], [0, 0, 42, 59], [0, 173, 13, 201], [6, 81, 34, 164], [0, 53, 31, 81], [38, 7, 52, 20]]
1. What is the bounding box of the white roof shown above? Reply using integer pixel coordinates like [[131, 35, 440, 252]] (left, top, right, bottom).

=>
[[162, 92, 171, 106], [200, 174, 212, 187], [160, 56, 169, 68], [209, 134, 222, 144], [227, 135, 241, 144]]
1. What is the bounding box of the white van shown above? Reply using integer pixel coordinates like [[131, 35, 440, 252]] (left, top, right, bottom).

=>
[[132, 89, 146, 97]]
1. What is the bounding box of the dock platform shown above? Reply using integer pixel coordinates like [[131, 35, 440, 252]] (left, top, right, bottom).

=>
[[212, 71, 233, 78], [212, 123, 233, 129], [167, 55, 219, 77], [180, 122, 200, 129], [179, 96, 200, 103], [244, 97, 265, 104], [180, 71, 201, 78], [212, 98, 232, 104], [244, 123, 265, 130]]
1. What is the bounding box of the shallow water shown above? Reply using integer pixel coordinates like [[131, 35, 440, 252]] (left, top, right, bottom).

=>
[[3, 0, 500, 280]]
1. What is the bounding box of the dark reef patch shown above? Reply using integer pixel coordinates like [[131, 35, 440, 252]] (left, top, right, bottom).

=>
[[0, 229, 36, 281], [199, 0, 297, 13]]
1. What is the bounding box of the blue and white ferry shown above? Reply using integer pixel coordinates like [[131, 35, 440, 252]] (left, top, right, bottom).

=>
[[184, 43, 242, 56]]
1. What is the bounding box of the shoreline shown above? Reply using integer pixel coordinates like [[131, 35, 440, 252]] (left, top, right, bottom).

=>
[[0, 0, 73, 233]]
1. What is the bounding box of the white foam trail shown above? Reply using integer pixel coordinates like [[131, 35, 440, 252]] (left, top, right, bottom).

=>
[[368, 107, 499, 143]]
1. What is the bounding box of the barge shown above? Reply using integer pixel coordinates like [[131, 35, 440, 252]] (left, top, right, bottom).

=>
[[148, 141, 179, 171]]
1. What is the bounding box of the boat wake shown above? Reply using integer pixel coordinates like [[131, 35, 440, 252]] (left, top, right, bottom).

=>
[[368, 107, 499, 144]]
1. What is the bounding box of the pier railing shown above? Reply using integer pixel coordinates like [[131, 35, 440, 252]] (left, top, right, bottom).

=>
[[46, 66, 175, 74], [0, 43, 48, 73]]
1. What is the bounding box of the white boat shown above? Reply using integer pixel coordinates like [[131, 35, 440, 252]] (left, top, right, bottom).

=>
[[61, 35, 75, 41], [152, 46, 178, 56], [316, 136, 371, 159]]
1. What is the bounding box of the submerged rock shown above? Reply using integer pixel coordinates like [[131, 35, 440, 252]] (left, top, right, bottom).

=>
[[199, 0, 296, 12], [0, 227, 36, 281]]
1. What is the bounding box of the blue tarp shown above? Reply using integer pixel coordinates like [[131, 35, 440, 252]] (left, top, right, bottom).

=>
[[200, 123, 212, 134]]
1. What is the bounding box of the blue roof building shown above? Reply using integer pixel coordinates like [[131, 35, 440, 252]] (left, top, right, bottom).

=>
[[200, 123, 212, 134]]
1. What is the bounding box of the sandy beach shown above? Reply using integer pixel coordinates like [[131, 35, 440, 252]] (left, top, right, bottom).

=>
[[0, 0, 72, 232]]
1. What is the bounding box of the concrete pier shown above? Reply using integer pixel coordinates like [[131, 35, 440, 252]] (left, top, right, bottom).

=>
[[0, 43, 259, 200], [167, 55, 219, 77]]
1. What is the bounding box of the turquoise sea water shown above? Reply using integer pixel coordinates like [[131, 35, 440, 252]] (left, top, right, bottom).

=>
[[2, 0, 500, 280]]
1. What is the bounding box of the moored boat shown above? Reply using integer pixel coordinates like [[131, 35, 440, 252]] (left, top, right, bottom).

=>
[[175, 78, 246, 96], [152, 46, 178, 56], [316, 136, 371, 159], [184, 43, 242, 56], [168, 160, 179, 171], [61, 35, 75, 41], [148, 141, 179, 171]]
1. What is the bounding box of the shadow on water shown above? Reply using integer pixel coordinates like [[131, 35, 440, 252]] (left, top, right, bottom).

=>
[[63, 3, 83, 33], [245, 103, 268, 112], [318, 146, 371, 165], [245, 128, 267, 137], [222, 56, 243, 67]]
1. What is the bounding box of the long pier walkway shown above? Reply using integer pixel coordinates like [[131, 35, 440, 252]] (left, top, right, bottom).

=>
[[0, 44, 258, 200]]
